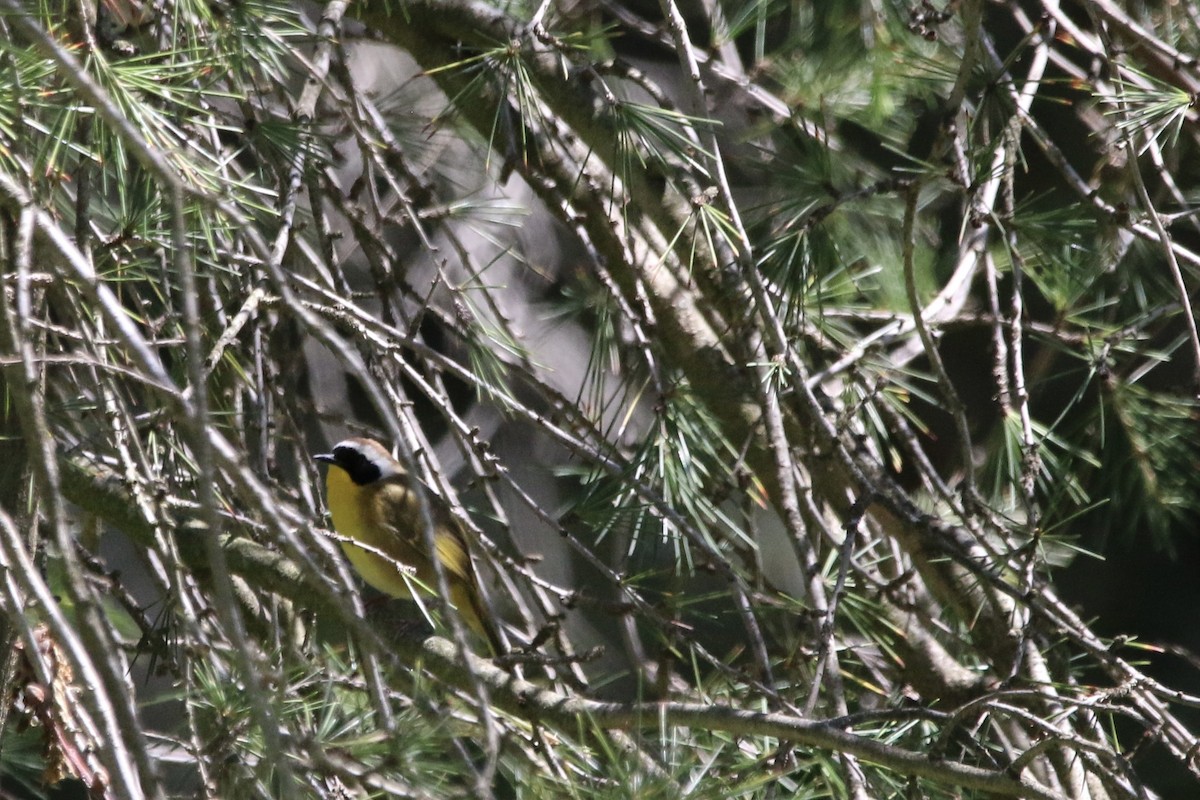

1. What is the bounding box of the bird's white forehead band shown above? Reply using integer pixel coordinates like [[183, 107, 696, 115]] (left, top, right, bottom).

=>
[[333, 439, 404, 477]]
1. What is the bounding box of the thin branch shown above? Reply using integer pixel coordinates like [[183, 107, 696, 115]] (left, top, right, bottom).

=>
[[420, 636, 1069, 800]]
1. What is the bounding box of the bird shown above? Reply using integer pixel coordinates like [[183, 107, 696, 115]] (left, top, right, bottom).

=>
[[315, 437, 502, 654]]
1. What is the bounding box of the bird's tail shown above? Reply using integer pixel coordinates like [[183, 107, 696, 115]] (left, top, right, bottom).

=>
[[452, 581, 504, 656]]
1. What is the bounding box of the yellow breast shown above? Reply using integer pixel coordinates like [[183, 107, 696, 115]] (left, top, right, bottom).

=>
[[325, 465, 428, 598]]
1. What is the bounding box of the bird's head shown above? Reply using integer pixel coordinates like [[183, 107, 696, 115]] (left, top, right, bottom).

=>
[[315, 438, 403, 486]]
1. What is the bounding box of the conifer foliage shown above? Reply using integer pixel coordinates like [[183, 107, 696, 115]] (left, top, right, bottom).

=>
[[1, 0, 1199, 797]]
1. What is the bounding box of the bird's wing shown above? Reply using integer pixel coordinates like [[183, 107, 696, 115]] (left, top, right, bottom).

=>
[[370, 479, 473, 583]]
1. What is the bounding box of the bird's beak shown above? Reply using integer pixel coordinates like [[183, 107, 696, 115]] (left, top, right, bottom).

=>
[[314, 453, 336, 464]]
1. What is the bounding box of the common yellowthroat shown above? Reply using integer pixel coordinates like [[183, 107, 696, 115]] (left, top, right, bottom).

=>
[[315, 437, 502, 653]]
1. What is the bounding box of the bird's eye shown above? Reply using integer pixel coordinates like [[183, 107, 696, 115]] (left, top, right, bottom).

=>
[[335, 446, 381, 485]]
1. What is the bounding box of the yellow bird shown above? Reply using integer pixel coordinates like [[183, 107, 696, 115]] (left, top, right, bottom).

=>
[[315, 437, 502, 654]]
